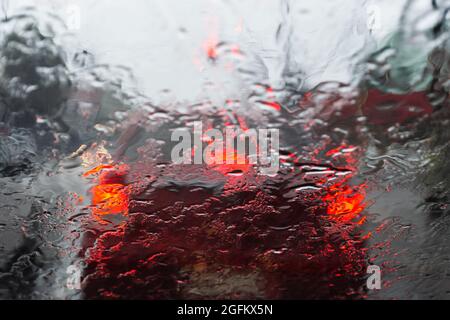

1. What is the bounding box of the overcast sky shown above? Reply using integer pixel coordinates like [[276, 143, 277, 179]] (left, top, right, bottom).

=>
[[4, 0, 411, 104]]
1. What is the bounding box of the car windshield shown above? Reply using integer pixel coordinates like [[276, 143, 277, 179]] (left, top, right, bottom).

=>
[[1, 0, 450, 300]]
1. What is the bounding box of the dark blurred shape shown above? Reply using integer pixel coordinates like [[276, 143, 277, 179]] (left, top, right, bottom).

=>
[[0, 15, 71, 123]]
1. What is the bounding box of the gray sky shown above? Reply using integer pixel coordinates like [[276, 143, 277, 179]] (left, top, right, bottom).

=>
[[4, 0, 408, 104]]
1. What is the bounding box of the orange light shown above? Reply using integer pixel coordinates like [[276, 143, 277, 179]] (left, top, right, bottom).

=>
[[203, 23, 219, 60], [82, 164, 114, 177], [205, 139, 253, 176], [84, 164, 129, 219], [259, 101, 281, 111], [91, 183, 129, 216], [206, 45, 217, 60], [323, 184, 366, 222]]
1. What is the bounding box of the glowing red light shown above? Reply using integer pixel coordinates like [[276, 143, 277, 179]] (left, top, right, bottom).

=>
[[91, 183, 129, 216], [84, 164, 130, 218], [323, 183, 367, 222]]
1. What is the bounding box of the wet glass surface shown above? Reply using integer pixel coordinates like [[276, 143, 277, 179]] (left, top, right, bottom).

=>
[[1, 0, 450, 299]]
